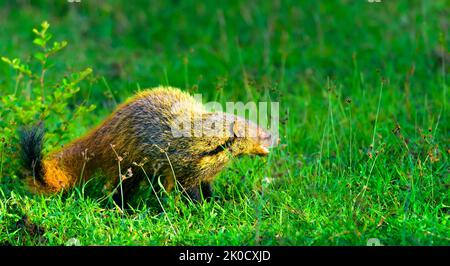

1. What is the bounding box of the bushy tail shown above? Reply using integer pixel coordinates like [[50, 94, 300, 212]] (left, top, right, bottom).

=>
[[18, 122, 45, 186]]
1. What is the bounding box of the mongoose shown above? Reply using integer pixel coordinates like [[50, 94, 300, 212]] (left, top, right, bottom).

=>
[[19, 86, 276, 203]]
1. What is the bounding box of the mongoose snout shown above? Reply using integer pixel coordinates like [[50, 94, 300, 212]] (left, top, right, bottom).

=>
[[231, 117, 277, 156]]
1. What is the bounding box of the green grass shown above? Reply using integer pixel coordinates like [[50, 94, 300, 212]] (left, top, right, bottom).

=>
[[0, 0, 449, 245]]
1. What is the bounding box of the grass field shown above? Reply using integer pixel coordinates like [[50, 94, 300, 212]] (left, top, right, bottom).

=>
[[0, 0, 448, 246]]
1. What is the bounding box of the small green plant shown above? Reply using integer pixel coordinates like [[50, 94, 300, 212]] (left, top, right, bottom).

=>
[[0, 21, 95, 179]]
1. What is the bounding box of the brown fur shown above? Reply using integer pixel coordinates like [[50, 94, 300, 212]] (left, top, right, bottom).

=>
[[22, 86, 275, 202]]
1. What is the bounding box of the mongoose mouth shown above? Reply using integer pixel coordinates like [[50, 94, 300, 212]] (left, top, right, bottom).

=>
[[258, 146, 270, 156]]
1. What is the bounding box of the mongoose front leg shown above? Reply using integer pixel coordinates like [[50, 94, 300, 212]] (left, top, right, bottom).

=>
[[200, 182, 213, 201], [186, 185, 202, 202], [186, 182, 213, 203]]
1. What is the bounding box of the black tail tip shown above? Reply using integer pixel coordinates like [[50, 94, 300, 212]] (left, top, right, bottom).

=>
[[18, 121, 45, 181]]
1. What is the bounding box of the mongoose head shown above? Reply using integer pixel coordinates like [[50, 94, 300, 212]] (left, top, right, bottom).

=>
[[229, 116, 277, 156], [192, 112, 278, 158]]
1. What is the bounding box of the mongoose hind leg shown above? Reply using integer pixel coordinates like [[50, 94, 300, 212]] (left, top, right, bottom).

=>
[[163, 174, 175, 193], [112, 171, 144, 208]]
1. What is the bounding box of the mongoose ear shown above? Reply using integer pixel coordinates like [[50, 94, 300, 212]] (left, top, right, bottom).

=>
[[231, 119, 247, 138]]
